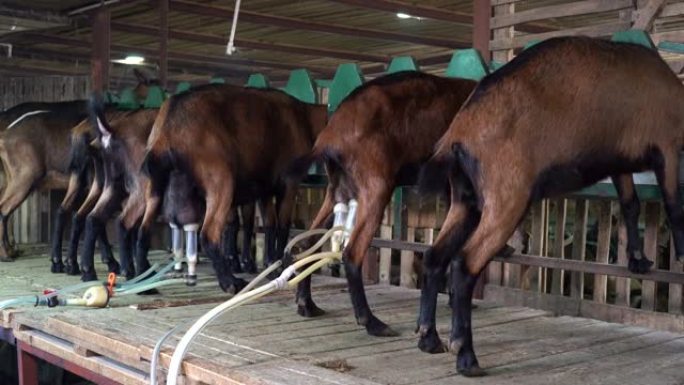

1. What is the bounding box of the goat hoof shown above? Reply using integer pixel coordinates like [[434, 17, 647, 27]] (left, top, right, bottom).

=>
[[230, 258, 243, 274], [458, 364, 486, 378], [365, 316, 399, 337], [121, 270, 136, 281], [417, 326, 447, 354], [457, 349, 485, 377], [219, 278, 247, 294], [107, 261, 121, 275], [296, 298, 325, 318], [65, 263, 81, 276], [137, 289, 160, 296], [241, 259, 257, 274], [628, 256, 653, 274], [186, 275, 197, 286], [51, 261, 65, 273], [80, 270, 98, 282]]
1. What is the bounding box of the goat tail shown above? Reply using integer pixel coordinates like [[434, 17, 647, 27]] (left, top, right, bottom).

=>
[[418, 149, 456, 196], [88, 92, 113, 140]]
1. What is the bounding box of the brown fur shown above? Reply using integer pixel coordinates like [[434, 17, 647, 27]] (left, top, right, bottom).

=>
[[426, 36, 684, 376], [142, 84, 327, 292], [296, 71, 477, 336]]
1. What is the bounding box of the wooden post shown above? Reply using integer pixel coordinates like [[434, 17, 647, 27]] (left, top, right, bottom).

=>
[[615, 216, 630, 307], [570, 199, 588, 299], [159, 0, 169, 88], [400, 226, 417, 288], [550, 199, 567, 296], [670, 237, 684, 314], [492, 1, 514, 63], [91, 8, 111, 92], [18, 344, 39, 385], [379, 224, 392, 285], [473, 0, 491, 62], [523, 201, 546, 291], [641, 202, 659, 311], [593, 201, 613, 304]]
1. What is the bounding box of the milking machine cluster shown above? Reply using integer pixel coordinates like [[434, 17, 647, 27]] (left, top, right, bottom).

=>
[[155, 199, 358, 385], [0, 224, 204, 311], [0, 200, 359, 385]]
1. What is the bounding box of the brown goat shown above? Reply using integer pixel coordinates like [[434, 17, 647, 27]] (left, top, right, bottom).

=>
[[0, 102, 89, 261], [420, 37, 684, 376], [295, 71, 477, 337], [78, 104, 159, 282], [141, 84, 327, 293]]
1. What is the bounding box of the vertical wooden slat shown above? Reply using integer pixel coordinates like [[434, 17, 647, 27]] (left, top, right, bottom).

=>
[[550, 199, 567, 296], [18, 346, 39, 385], [593, 201, 613, 304], [615, 217, 630, 307], [492, 2, 515, 63], [400, 227, 417, 288], [523, 201, 546, 291], [641, 202, 659, 311], [379, 223, 393, 285], [571, 199, 588, 299], [670, 237, 684, 314]]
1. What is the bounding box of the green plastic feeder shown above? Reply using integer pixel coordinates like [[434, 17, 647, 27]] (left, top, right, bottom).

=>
[[386, 56, 419, 73], [175, 82, 191, 94], [245, 74, 269, 88], [523, 39, 542, 50], [328, 63, 364, 113], [489, 60, 505, 72], [658, 41, 684, 54], [103, 91, 119, 105], [284, 69, 318, 103], [143, 85, 166, 109], [611, 30, 656, 50], [445, 49, 489, 81], [209, 77, 226, 84], [117, 87, 140, 110]]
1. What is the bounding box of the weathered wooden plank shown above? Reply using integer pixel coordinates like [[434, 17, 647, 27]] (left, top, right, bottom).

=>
[[660, 2, 684, 18], [379, 224, 393, 285], [670, 237, 684, 315], [615, 217, 630, 307], [491, 0, 633, 29], [594, 201, 613, 303], [400, 227, 417, 288], [485, 284, 684, 332], [571, 199, 588, 299], [491, 21, 631, 51], [641, 202, 660, 311], [550, 199, 567, 296], [633, 0, 667, 30], [493, 2, 515, 63]]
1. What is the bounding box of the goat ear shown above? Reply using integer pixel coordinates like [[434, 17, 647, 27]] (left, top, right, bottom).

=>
[[133, 68, 149, 85], [96, 116, 113, 148]]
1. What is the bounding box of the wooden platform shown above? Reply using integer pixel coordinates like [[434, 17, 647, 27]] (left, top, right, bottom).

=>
[[2, 247, 684, 385]]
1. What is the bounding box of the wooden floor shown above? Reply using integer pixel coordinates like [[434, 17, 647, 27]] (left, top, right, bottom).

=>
[[2, 246, 684, 385]]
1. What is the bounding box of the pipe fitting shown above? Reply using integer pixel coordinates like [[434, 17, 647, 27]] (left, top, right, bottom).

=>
[[331, 203, 348, 252], [184, 224, 199, 286], [170, 224, 184, 272], [344, 199, 358, 247]]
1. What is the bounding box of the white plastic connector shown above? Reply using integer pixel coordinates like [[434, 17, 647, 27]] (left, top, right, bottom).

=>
[[184, 224, 200, 286], [331, 203, 348, 252], [170, 224, 184, 271], [344, 199, 358, 247]]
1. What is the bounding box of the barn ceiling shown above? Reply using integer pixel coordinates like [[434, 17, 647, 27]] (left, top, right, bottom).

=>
[[0, 0, 682, 88]]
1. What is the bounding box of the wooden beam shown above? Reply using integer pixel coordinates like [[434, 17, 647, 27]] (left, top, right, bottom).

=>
[[633, 0, 667, 30], [0, 63, 83, 77], [491, 0, 633, 29], [169, 0, 465, 48], [19, 33, 333, 75], [159, 0, 169, 88], [112, 21, 389, 63], [329, 0, 553, 33], [660, 2, 684, 18], [91, 8, 110, 92], [473, 0, 491, 62], [490, 21, 631, 51], [0, 4, 71, 26]]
